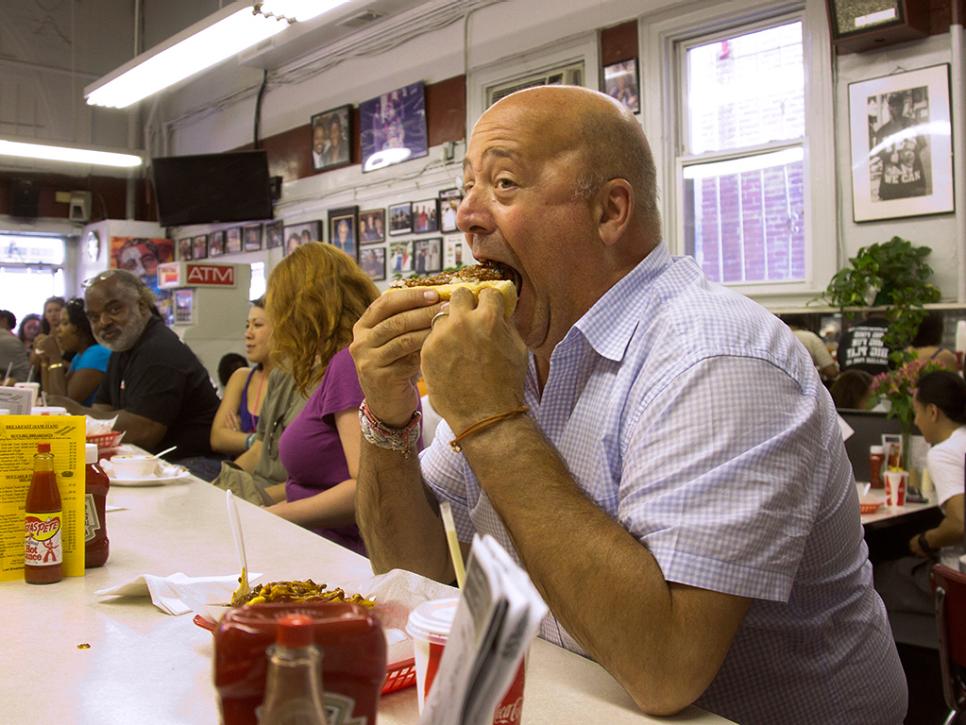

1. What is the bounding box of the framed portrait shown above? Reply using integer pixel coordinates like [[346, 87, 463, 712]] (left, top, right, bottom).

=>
[[226, 227, 243, 254], [177, 237, 192, 261], [444, 235, 471, 269], [208, 230, 226, 257], [413, 237, 442, 275], [243, 224, 263, 252], [328, 206, 359, 260], [411, 199, 439, 234], [360, 82, 428, 173], [438, 188, 462, 233], [360, 246, 386, 281], [192, 234, 208, 260], [283, 220, 321, 256], [848, 64, 953, 222], [388, 202, 413, 235], [310, 104, 352, 172], [264, 219, 284, 249], [603, 58, 640, 114], [359, 208, 386, 245], [388, 241, 413, 276]]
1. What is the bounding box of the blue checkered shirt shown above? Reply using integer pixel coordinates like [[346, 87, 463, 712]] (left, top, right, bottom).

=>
[[420, 243, 906, 723]]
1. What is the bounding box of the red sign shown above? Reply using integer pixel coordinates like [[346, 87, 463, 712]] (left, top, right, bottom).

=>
[[186, 264, 235, 287], [158, 262, 181, 288]]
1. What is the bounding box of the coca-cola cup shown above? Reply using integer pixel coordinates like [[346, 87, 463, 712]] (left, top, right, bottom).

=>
[[406, 597, 526, 725], [884, 470, 906, 507]]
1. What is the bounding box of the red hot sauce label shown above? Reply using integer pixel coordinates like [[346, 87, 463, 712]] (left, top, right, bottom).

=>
[[25, 512, 63, 566]]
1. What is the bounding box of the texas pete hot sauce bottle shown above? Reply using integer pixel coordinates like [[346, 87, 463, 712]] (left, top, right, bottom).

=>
[[24, 442, 64, 584]]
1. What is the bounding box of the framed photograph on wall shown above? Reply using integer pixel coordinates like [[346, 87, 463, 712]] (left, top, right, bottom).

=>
[[283, 221, 321, 255], [360, 246, 386, 281], [439, 188, 462, 233], [388, 240, 413, 276], [264, 219, 284, 249], [177, 237, 192, 261], [208, 230, 226, 257], [192, 234, 208, 260], [360, 82, 428, 173], [243, 224, 263, 252], [412, 199, 439, 234], [413, 237, 442, 274], [359, 208, 386, 244], [328, 206, 359, 260], [389, 202, 413, 235], [310, 104, 352, 172], [603, 58, 640, 114], [444, 236, 470, 268], [848, 64, 953, 222], [226, 227, 243, 254]]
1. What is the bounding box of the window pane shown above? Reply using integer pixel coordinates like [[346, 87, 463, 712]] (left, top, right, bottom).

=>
[[686, 21, 804, 154], [249, 262, 265, 301], [0, 267, 65, 333], [683, 148, 805, 284]]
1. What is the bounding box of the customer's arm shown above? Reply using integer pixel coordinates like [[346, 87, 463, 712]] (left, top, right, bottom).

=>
[[210, 367, 252, 455], [910, 493, 964, 555]]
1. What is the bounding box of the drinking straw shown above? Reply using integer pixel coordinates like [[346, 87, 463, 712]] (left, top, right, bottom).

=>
[[3, 362, 11, 382], [26, 365, 33, 383], [439, 501, 466, 589]]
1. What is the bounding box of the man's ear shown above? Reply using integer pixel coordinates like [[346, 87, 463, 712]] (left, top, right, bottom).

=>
[[594, 178, 633, 248]]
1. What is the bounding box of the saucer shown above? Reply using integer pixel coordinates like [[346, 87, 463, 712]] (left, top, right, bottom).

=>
[[102, 461, 190, 486]]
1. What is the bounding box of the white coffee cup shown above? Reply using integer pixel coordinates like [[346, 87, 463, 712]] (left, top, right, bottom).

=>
[[31, 406, 68, 416], [110, 454, 157, 479]]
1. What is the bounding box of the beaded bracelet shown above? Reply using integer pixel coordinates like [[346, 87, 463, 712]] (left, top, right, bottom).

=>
[[358, 400, 421, 458]]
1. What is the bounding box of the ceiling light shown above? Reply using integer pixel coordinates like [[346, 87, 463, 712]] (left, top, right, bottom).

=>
[[255, 0, 350, 23], [0, 139, 142, 168]]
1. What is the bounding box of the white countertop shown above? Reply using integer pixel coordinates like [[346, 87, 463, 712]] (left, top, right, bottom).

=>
[[0, 475, 729, 724]]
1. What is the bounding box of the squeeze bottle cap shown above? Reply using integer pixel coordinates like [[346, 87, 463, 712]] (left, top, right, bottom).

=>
[[36, 442, 51, 453], [85, 443, 98, 464]]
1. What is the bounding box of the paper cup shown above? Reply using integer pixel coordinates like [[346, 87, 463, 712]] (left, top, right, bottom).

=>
[[14, 382, 39, 407], [110, 454, 158, 479], [406, 597, 526, 725], [31, 406, 68, 416], [884, 470, 906, 507]]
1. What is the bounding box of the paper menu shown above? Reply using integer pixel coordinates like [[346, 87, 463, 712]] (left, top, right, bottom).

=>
[[0, 388, 33, 415], [0, 415, 86, 581]]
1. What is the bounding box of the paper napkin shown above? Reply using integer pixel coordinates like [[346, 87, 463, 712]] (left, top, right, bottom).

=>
[[95, 571, 262, 616]]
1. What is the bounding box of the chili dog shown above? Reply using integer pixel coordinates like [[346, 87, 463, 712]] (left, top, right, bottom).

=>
[[385, 263, 518, 317]]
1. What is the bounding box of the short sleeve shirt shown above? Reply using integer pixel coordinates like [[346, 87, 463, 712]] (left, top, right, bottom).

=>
[[927, 426, 966, 567], [94, 317, 220, 458], [419, 243, 906, 724], [837, 319, 891, 374]]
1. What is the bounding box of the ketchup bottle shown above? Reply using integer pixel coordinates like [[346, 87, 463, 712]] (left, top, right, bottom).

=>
[[84, 443, 110, 568], [24, 442, 63, 584]]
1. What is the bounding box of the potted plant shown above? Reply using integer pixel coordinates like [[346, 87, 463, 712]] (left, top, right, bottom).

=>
[[821, 236, 941, 364]]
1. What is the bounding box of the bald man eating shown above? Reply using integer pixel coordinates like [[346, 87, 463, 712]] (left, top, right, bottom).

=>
[[349, 86, 905, 723]]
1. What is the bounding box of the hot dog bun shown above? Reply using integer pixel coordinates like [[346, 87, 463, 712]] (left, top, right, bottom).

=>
[[385, 264, 518, 317]]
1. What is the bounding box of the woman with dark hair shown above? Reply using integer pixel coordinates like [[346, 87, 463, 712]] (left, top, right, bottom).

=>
[[908, 310, 958, 371], [17, 313, 42, 350], [829, 369, 874, 410], [35, 298, 110, 405], [41, 296, 65, 335]]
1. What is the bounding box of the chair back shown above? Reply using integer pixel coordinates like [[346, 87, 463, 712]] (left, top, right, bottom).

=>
[[932, 564, 966, 712]]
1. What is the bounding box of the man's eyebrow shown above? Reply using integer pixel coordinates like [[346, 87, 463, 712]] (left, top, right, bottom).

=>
[[463, 147, 518, 171]]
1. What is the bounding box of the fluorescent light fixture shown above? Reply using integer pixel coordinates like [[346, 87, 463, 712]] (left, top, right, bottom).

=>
[[256, 0, 350, 22], [0, 138, 142, 168]]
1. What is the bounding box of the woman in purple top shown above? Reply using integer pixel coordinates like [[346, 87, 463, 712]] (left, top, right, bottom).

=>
[[265, 242, 380, 555]]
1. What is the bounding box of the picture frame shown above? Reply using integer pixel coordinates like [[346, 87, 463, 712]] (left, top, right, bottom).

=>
[[191, 234, 208, 260], [359, 208, 386, 245], [413, 237, 442, 274], [388, 240, 413, 276], [444, 236, 470, 269], [360, 246, 387, 281], [177, 237, 192, 261], [848, 64, 953, 222], [438, 188, 462, 233], [226, 227, 243, 254], [243, 224, 263, 252], [603, 58, 640, 114], [208, 230, 226, 257], [310, 104, 353, 172], [388, 202, 413, 236], [360, 82, 428, 173], [283, 221, 321, 256], [328, 206, 359, 260], [412, 198, 439, 234], [264, 219, 284, 249]]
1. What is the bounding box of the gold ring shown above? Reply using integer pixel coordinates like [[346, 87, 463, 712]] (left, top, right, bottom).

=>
[[430, 310, 449, 329]]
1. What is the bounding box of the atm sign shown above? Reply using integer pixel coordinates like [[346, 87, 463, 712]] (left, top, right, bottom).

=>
[[186, 264, 235, 287]]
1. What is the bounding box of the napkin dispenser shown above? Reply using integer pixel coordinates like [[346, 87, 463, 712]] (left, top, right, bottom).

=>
[[213, 601, 386, 725]]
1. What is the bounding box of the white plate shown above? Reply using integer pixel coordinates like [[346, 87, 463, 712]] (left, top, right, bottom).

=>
[[102, 462, 191, 486]]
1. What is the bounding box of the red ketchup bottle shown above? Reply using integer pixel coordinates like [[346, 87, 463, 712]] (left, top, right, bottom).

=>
[[84, 443, 110, 568], [24, 442, 63, 584], [869, 445, 885, 490]]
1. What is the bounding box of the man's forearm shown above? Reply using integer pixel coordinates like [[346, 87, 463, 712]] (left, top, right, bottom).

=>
[[460, 416, 747, 715], [355, 442, 452, 581]]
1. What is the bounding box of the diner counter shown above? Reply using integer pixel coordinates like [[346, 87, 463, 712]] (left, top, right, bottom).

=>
[[0, 474, 729, 724]]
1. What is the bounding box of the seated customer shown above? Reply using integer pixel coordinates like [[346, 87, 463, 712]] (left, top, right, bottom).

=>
[[217, 353, 247, 390], [48, 270, 221, 479], [210, 298, 273, 456], [264, 243, 378, 555], [780, 314, 838, 380], [0, 309, 30, 383], [830, 369, 874, 409], [908, 310, 958, 372], [838, 314, 891, 374], [35, 298, 109, 406], [350, 86, 905, 722]]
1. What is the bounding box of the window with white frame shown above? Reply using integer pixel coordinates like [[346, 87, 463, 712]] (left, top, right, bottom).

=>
[[0, 234, 66, 333], [679, 19, 806, 285]]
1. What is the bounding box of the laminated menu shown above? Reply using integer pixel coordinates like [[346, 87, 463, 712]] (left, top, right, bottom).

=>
[[0, 415, 86, 580]]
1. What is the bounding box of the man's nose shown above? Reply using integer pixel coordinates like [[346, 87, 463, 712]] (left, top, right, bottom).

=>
[[455, 185, 494, 237]]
